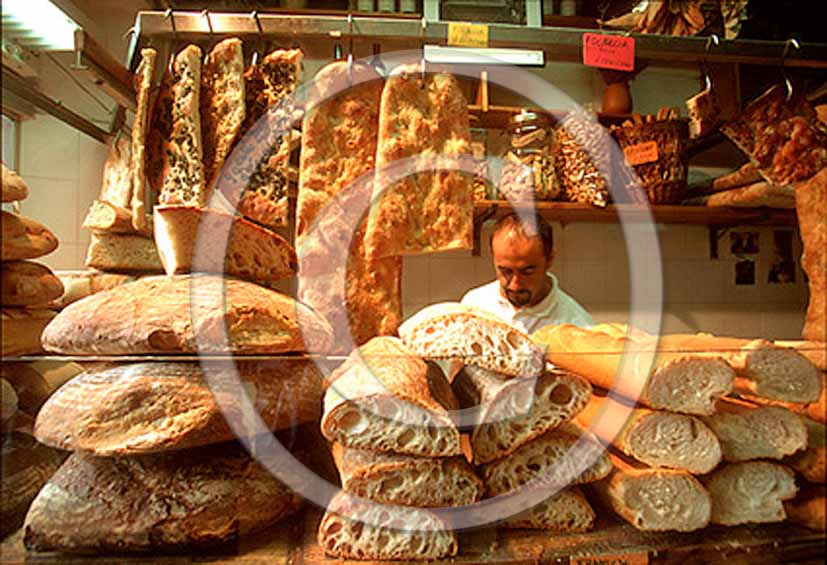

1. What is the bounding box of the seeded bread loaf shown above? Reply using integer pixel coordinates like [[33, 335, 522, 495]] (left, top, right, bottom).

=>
[[41, 274, 334, 355], [502, 486, 595, 531], [703, 461, 797, 526], [2, 163, 28, 202], [332, 444, 483, 507], [453, 365, 591, 464], [533, 324, 734, 415], [130, 48, 157, 233], [321, 336, 461, 457], [1, 261, 63, 307], [1, 212, 59, 262], [24, 444, 303, 552]]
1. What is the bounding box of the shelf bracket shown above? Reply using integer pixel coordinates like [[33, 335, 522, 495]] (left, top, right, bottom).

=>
[[473, 203, 498, 256], [708, 224, 732, 259]]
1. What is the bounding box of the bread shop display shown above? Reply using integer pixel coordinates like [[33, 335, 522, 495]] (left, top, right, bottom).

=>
[[1, 2, 826, 562]]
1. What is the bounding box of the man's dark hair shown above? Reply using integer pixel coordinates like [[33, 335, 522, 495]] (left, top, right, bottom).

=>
[[490, 212, 554, 258]]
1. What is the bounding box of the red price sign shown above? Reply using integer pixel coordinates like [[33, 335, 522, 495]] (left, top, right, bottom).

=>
[[583, 32, 635, 72], [624, 141, 659, 165]]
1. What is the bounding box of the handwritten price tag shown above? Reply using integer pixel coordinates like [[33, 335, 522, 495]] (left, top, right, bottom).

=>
[[624, 141, 659, 165], [573, 552, 649, 565], [448, 22, 489, 48], [583, 32, 635, 72]]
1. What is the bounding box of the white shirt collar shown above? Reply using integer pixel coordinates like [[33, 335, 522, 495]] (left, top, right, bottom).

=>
[[495, 273, 561, 318]]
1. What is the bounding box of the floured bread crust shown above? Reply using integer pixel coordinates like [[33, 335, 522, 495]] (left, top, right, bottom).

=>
[[1, 260, 63, 307], [1, 212, 59, 262], [1, 163, 28, 203], [130, 48, 157, 233]]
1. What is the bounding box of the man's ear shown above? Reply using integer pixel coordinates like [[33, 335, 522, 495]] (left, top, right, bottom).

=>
[[546, 249, 556, 266]]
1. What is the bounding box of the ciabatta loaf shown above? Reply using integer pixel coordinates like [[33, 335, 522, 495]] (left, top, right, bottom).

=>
[[1, 261, 63, 307], [2, 308, 56, 356], [785, 485, 826, 531], [785, 417, 826, 484], [2, 163, 28, 202], [154, 205, 296, 281], [129, 48, 156, 233], [318, 492, 457, 561], [41, 274, 334, 355], [33, 360, 322, 455], [84, 232, 163, 272], [576, 392, 721, 474], [400, 302, 545, 378], [701, 398, 807, 462], [794, 169, 827, 342], [23, 444, 303, 552], [321, 337, 461, 457], [533, 324, 733, 415], [592, 453, 711, 532], [502, 486, 595, 531], [332, 444, 483, 507], [453, 365, 591, 464], [703, 461, 797, 526], [481, 427, 613, 497], [1, 212, 58, 261]]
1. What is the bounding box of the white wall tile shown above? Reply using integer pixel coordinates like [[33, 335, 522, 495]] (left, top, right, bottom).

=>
[[560, 223, 608, 261], [20, 115, 80, 181], [77, 134, 110, 208], [429, 257, 479, 303], [402, 255, 431, 305], [561, 260, 607, 308], [19, 177, 79, 245], [38, 242, 82, 271]]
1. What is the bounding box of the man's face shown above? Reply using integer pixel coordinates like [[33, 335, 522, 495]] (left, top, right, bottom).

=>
[[491, 230, 553, 308]]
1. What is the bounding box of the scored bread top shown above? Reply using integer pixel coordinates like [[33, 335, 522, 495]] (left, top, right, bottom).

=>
[[399, 302, 545, 378]]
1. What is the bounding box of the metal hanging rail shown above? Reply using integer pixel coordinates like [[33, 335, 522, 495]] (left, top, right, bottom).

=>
[[129, 10, 827, 70]]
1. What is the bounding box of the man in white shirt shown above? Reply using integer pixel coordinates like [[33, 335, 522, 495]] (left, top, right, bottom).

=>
[[461, 212, 593, 335]]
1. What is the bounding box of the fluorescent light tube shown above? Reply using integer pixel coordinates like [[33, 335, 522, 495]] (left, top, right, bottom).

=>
[[2, 0, 80, 51], [424, 45, 545, 66]]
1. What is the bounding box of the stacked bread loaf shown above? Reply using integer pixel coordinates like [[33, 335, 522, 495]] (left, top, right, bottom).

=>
[[318, 336, 476, 560], [399, 303, 607, 532], [533, 323, 823, 531]]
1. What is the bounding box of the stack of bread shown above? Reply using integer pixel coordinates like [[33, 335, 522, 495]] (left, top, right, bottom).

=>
[[318, 336, 478, 560], [533, 323, 824, 532], [399, 303, 608, 533]]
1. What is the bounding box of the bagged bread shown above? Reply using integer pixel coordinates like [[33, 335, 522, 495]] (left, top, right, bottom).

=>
[[703, 461, 797, 526], [1, 261, 63, 307], [785, 417, 826, 484], [129, 48, 156, 233], [794, 169, 827, 342], [453, 365, 591, 464], [200, 38, 245, 192], [41, 274, 334, 355], [400, 302, 545, 378], [2, 308, 56, 356], [2, 163, 28, 202], [34, 361, 322, 455], [576, 392, 721, 474], [24, 444, 303, 552], [154, 205, 296, 281], [317, 491, 457, 561], [502, 486, 595, 532], [332, 444, 482, 507], [321, 337, 461, 457], [364, 67, 473, 258], [701, 398, 807, 462], [1, 212, 58, 261], [84, 232, 163, 272], [481, 427, 613, 497], [592, 452, 711, 532], [533, 324, 734, 415]]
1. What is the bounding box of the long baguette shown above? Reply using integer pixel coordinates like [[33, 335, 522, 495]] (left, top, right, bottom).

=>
[[785, 417, 826, 484], [703, 461, 797, 526], [533, 324, 733, 415], [784, 485, 826, 531], [501, 486, 595, 531]]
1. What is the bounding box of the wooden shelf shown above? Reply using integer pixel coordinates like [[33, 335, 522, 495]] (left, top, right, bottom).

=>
[[474, 201, 799, 227]]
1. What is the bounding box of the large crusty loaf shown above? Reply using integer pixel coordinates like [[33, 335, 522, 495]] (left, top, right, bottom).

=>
[[129, 48, 156, 233], [481, 427, 613, 497], [701, 398, 807, 462], [321, 337, 461, 457], [784, 485, 826, 531], [158, 45, 206, 207], [0, 361, 82, 415], [83, 200, 149, 236], [2, 163, 28, 202], [318, 491, 457, 561], [296, 60, 401, 351], [1, 377, 17, 424], [33, 360, 322, 455], [200, 38, 245, 192], [1, 432, 66, 538], [400, 302, 545, 378], [592, 452, 711, 532], [794, 169, 826, 342], [576, 392, 721, 474], [656, 333, 821, 403], [533, 324, 734, 415], [49, 270, 138, 309], [85, 232, 163, 272], [785, 417, 826, 484], [1, 212, 59, 262], [703, 461, 797, 526], [453, 365, 591, 465], [154, 205, 296, 281], [23, 444, 303, 553], [502, 486, 595, 531], [41, 274, 334, 355], [1, 261, 63, 307], [364, 67, 473, 258], [2, 308, 56, 356], [332, 444, 482, 507]]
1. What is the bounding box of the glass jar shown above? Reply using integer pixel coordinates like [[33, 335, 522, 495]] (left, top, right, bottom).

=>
[[498, 111, 561, 201]]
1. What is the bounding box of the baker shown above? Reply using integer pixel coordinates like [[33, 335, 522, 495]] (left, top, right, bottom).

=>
[[461, 212, 592, 335]]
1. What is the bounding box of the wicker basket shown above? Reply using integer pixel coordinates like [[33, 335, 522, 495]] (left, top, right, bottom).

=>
[[612, 119, 689, 205]]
